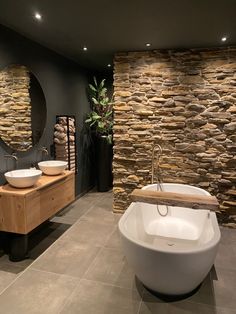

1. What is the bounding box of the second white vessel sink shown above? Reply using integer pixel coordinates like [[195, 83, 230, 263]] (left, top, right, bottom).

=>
[[38, 160, 68, 175], [5, 169, 42, 188]]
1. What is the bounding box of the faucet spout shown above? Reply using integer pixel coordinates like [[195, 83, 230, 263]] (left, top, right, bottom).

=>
[[4, 153, 18, 170], [38, 147, 48, 159], [4, 153, 18, 161]]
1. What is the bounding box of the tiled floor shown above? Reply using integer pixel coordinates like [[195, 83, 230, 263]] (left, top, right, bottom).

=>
[[0, 190, 235, 313]]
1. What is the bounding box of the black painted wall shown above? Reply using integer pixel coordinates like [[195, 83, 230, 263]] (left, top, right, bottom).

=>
[[0, 24, 95, 195]]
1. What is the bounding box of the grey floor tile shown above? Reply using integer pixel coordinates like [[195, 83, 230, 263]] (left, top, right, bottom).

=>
[[95, 194, 113, 212], [167, 301, 220, 314], [81, 206, 120, 225], [84, 247, 139, 290], [210, 267, 236, 310], [59, 205, 90, 220], [0, 253, 33, 269], [62, 220, 115, 247], [50, 215, 78, 225], [60, 279, 141, 314], [0, 269, 78, 314], [0, 262, 24, 293], [218, 308, 236, 314], [220, 227, 236, 245], [39, 222, 71, 240], [138, 301, 167, 314], [81, 190, 108, 201], [215, 243, 236, 271], [105, 227, 122, 249], [56, 197, 95, 219], [31, 238, 100, 278], [181, 266, 236, 310]]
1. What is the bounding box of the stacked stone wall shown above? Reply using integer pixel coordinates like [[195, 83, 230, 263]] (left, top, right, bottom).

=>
[[0, 65, 32, 151], [113, 47, 236, 226]]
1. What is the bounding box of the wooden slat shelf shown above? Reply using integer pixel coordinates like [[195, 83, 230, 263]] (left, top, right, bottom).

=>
[[130, 189, 219, 211]]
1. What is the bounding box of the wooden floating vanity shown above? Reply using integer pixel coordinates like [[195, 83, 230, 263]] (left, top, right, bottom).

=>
[[0, 170, 75, 234]]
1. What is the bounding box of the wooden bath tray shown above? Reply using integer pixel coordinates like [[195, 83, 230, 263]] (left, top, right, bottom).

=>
[[130, 189, 219, 211]]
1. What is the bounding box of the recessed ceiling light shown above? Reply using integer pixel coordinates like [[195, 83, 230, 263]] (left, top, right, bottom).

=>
[[34, 12, 42, 20], [107, 64, 111, 67], [83, 46, 88, 51], [221, 36, 227, 42], [146, 43, 151, 47]]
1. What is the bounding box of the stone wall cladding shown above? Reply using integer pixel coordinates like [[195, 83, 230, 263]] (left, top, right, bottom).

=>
[[0, 65, 32, 151], [113, 47, 236, 226]]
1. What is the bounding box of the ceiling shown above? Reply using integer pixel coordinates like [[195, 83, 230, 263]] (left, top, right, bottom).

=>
[[0, 0, 235, 71]]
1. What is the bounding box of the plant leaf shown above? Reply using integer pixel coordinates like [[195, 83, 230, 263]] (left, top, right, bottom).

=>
[[89, 84, 96, 92]]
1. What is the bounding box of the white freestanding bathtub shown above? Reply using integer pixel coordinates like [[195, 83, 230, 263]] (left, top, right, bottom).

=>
[[118, 183, 221, 295]]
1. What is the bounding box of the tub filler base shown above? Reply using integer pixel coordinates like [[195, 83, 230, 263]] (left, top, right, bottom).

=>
[[119, 183, 221, 295]]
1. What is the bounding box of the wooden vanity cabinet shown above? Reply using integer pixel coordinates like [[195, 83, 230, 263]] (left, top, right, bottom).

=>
[[0, 171, 75, 234]]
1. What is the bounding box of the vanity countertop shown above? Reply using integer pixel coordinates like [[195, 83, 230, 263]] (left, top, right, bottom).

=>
[[0, 170, 74, 197]]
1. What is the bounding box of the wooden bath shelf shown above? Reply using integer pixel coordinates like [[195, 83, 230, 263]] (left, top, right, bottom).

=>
[[130, 189, 219, 211], [0, 170, 75, 234]]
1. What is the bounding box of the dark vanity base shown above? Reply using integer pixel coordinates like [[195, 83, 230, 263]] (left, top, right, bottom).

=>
[[9, 233, 29, 262]]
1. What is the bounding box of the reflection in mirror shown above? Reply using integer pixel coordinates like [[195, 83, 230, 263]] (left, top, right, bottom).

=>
[[0, 65, 46, 151]]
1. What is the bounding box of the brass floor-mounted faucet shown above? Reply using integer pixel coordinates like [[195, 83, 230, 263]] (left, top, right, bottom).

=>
[[151, 143, 163, 185]]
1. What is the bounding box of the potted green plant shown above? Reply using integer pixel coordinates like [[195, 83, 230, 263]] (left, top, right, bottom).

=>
[[85, 77, 113, 191]]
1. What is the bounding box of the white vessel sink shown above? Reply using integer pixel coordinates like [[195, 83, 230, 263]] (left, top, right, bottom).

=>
[[5, 169, 42, 188], [38, 160, 68, 175]]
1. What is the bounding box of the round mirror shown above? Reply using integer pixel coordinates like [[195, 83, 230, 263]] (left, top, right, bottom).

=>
[[0, 64, 47, 151]]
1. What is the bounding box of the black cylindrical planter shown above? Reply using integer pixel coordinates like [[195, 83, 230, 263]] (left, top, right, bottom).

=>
[[95, 135, 113, 192]]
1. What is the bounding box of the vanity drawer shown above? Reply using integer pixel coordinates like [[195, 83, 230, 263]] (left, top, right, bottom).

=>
[[25, 174, 75, 233], [0, 194, 25, 233]]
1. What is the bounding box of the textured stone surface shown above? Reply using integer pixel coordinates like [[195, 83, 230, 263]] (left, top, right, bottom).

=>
[[0, 65, 32, 151], [113, 47, 236, 225]]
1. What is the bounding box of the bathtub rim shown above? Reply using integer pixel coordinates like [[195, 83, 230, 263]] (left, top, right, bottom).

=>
[[119, 183, 221, 255]]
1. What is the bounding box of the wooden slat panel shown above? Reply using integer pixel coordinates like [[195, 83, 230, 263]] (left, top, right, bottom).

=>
[[130, 189, 219, 211]]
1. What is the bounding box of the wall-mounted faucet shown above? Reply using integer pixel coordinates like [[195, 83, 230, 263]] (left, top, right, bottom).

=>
[[38, 147, 48, 160], [4, 152, 18, 170]]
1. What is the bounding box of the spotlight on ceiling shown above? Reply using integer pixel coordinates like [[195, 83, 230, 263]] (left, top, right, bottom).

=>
[[221, 36, 227, 42], [107, 64, 111, 68], [83, 47, 88, 51], [34, 12, 42, 21], [146, 43, 151, 47]]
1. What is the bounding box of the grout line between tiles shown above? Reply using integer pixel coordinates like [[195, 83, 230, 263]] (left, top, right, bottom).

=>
[[81, 246, 104, 278], [181, 300, 236, 312], [78, 277, 144, 292], [82, 225, 117, 279], [57, 278, 82, 314], [25, 267, 82, 280], [137, 287, 146, 314]]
